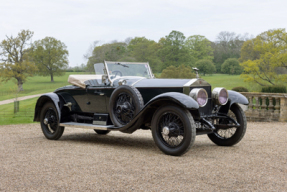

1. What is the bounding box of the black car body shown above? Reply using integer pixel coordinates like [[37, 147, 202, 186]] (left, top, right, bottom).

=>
[[34, 61, 248, 156]]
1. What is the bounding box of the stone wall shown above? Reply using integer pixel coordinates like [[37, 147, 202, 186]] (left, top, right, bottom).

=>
[[240, 92, 287, 122]]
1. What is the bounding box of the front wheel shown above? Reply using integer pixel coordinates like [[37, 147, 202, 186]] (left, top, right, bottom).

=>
[[151, 105, 196, 156], [40, 102, 64, 140], [208, 103, 247, 146]]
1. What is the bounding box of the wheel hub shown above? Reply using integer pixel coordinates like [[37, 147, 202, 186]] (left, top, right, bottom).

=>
[[44, 118, 49, 125], [162, 126, 170, 135], [116, 102, 131, 114]]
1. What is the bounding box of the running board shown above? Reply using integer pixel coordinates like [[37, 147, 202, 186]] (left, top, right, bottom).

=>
[[60, 122, 115, 130]]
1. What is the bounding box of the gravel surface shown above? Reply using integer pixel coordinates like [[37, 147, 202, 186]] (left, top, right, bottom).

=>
[[0, 122, 286, 191]]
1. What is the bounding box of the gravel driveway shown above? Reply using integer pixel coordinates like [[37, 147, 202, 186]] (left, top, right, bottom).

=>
[[0, 122, 286, 191]]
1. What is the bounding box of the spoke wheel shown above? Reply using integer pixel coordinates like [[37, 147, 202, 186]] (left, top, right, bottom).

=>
[[158, 112, 184, 147], [152, 105, 196, 156], [208, 103, 247, 146], [114, 92, 136, 125], [40, 102, 64, 140], [109, 85, 144, 127]]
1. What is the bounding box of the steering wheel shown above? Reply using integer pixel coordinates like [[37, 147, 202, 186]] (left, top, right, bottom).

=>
[[112, 70, 123, 77]]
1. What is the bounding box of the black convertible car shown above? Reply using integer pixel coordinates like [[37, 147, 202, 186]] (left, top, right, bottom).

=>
[[34, 61, 248, 156]]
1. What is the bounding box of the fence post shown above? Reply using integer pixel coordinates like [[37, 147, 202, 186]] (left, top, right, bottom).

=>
[[14, 101, 19, 114], [279, 95, 287, 122]]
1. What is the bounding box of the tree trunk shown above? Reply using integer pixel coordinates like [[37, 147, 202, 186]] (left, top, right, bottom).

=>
[[51, 73, 54, 82], [17, 80, 24, 91]]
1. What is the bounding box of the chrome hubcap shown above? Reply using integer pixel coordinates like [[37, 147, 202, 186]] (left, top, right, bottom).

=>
[[162, 126, 170, 136], [44, 118, 49, 125]]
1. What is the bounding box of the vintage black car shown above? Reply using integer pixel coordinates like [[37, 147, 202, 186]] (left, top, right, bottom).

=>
[[34, 61, 248, 156]]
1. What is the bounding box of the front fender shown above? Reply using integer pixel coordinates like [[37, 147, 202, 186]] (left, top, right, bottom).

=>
[[118, 92, 199, 133], [219, 90, 249, 114], [146, 92, 199, 110], [228, 90, 249, 106], [34, 93, 62, 122]]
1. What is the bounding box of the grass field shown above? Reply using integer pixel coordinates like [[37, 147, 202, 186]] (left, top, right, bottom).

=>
[[0, 72, 90, 101], [0, 72, 259, 125], [200, 74, 261, 91], [0, 98, 37, 125]]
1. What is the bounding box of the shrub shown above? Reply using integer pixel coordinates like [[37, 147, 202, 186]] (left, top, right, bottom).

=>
[[221, 58, 243, 75], [195, 59, 216, 76], [261, 86, 286, 93], [232, 86, 249, 92]]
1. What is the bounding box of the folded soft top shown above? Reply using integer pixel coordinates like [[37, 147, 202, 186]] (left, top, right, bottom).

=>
[[68, 75, 102, 88]]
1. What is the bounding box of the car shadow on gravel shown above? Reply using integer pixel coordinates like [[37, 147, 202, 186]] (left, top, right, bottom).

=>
[[55, 132, 222, 155], [59, 132, 157, 151]]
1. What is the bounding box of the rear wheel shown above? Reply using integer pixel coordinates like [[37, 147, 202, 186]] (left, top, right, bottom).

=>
[[94, 130, 110, 135], [151, 105, 196, 156], [208, 103, 247, 146], [40, 102, 64, 140]]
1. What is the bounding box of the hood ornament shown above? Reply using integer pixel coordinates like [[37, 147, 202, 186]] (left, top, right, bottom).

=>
[[192, 67, 199, 79]]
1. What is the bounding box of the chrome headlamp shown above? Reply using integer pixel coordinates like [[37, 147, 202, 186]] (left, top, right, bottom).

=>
[[212, 87, 228, 105], [189, 88, 208, 107]]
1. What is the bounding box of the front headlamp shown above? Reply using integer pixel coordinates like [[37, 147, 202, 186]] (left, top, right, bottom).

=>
[[189, 88, 208, 107], [212, 87, 228, 105]]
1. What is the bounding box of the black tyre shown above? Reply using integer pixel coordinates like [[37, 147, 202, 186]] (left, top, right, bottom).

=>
[[109, 85, 144, 127], [40, 102, 65, 140], [151, 105, 196, 156], [94, 130, 111, 135], [208, 103, 247, 146]]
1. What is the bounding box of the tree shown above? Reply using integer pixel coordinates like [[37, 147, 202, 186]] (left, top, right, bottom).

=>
[[212, 31, 251, 72], [160, 65, 196, 79], [158, 31, 191, 69], [32, 37, 69, 82], [221, 58, 242, 75], [240, 29, 287, 86], [128, 37, 163, 73], [195, 59, 216, 76], [185, 35, 214, 64], [0, 30, 37, 91], [86, 42, 128, 71]]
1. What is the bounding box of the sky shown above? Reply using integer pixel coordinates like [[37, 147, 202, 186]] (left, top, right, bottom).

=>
[[0, 0, 286, 67]]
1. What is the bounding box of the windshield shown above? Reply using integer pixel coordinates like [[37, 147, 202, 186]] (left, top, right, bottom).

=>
[[105, 61, 152, 78]]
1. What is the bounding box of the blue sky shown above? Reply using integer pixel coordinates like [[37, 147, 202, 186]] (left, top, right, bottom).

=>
[[0, 0, 286, 67]]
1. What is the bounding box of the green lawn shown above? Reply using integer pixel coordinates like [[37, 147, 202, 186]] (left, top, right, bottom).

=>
[[0, 72, 90, 101], [0, 98, 38, 125], [200, 74, 261, 92]]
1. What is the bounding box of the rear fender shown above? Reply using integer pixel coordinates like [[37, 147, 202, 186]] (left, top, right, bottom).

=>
[[218, 90, 249, 114], [34, 93, 62, 122]]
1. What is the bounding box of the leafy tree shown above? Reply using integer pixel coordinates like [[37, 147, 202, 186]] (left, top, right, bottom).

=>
[[185, 35, 213, 64], [221, 58, 242, 75], [212, 31, 250, 71], [195, 59, 216, 76], [87, 42, 128, 71], [0, 30, 37, 91], [240, 29, 287, 86], [238, 39, 260, 62], [128, 37, 163, 73], [158, 31, 191, 69], [160, 65, 195, 79], [32, 37, 68, 82]]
